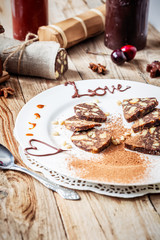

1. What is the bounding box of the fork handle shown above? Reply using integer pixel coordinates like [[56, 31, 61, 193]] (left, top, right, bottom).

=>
[[11, 164, 80, 200]]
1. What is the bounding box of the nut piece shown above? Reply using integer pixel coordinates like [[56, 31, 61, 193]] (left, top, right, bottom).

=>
[[128, 106, 137, 114], [111, 135, 126, 145], [57, 59, 61, 64], [105, 112, 110, 116], [52, 120, 59, 125], [149, 127, 156, 134], [124, 131, 131, 137], [61, 64, 64, 73], [52, 131, 60, 136], [63, 141, 67, 146], [55, 71, 59, 79], [130, 98, 139, 104], [66, 144, 72, 149], [117, 100, 122, 106], [92, 99, 100, 103], [111, 138, 121, 145]]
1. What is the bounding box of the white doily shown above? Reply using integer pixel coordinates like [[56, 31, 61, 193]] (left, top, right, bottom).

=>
[[19, 147, 160, 198]]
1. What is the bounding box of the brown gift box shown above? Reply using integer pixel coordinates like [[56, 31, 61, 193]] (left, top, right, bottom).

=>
[[38, 5, 105, 49]]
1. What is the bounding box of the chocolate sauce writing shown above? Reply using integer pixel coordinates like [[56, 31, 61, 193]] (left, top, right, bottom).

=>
[[65, 81, 131, 98]]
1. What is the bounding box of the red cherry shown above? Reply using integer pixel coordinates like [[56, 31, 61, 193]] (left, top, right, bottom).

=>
[[111, 49, 127, 65], [121, 45, 137, 61]]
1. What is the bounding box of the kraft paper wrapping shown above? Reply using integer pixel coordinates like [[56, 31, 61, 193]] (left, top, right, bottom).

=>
[[38, 5, 105, 48]]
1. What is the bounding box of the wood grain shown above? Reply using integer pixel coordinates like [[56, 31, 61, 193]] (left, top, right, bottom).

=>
[[0, 0, 160, 239]]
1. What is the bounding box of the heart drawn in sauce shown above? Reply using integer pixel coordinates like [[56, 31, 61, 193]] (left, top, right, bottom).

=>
[[24, 139, 66, 157]]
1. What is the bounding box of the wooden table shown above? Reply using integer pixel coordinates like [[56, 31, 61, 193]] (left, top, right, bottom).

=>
[[0, 1, 160, 239]]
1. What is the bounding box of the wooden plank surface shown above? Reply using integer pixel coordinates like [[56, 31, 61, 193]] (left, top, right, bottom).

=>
[[0, 0, 160, 240]]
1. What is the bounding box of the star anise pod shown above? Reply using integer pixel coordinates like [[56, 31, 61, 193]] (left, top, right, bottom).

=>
[[0, 87, 15, 98], [89, 63, 107, 75]]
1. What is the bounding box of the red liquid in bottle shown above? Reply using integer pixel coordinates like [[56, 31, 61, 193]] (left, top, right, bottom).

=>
[[104, 0, 150, 50], [11, 0, 48, 40]]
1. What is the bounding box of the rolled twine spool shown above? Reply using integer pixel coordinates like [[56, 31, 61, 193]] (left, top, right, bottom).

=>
[[0, 36, 68, 79], [38, 5, 105, 48]]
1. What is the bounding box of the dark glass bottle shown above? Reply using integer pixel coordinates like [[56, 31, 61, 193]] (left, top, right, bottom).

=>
[[104, 0, 150, 50], [11, 0, 48, 40]]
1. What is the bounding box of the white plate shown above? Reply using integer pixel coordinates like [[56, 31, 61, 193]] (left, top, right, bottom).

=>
[[14, 79, 160, 186]]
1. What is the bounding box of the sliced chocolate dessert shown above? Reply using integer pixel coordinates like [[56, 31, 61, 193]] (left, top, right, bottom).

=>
[[64, 115, 101, 131], [122, 97, 158, 122], [71, 128, 111, 153], [74, 103, 106, 122], [132, 108, 160, 133], [125, 126, 160, 155]]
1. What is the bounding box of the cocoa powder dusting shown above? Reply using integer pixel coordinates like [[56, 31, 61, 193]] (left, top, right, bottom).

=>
[[105, 114, 131, 143], [67, 115, 149, 184]]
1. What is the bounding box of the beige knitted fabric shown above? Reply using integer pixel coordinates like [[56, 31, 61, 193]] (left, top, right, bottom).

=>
[[0, 37, 64, 79]]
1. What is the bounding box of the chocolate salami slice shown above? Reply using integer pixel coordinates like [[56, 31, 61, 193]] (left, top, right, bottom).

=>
[[125, 126, 160, 155], [71, 128, 111, 153], [74, 103, 106, 122], [122, 97, 158, 122], [132, 108, 160, 133], [64, 115, 101, 131], [55, 48, 68, 79]]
